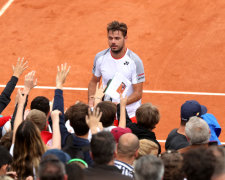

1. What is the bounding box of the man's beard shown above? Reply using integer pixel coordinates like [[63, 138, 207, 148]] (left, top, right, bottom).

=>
[[111, 46, 123, 54]]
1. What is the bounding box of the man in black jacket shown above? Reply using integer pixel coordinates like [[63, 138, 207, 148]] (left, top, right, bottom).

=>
[[85, 131, 131, 180], [165, 100, 207, 150]]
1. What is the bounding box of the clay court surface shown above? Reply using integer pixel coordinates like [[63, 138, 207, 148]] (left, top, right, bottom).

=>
[[0, 0, 225, 148]]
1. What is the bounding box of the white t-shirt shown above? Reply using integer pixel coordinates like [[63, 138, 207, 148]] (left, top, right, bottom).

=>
[[92, 48, 145, 118]]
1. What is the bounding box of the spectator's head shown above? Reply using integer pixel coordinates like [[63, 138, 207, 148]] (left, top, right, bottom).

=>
[[31, 96, 50, 116], [159, 150, 184, 180], [26, 109, 47, 131], [62, 145, 88, 165], [107, 21, 127, 37], [66, 163, 84, 180], [180, 100, 207, 125], [38, 154, 67, 180], [117, 133, 139, 161], [208, 146, 225, 180], [12, 120, 46, 179], [96, 101, 117, 127], [90, 131, 116, 165], [67, 158, 88, 169], [185, 116, 210, 145], [182, 147, 217, 180], [42, 149, 71, 165], [135, 155, 164, 180], [0, 146, 12, 176], [0, 131, 13, 151], [138, 139, 159, 157], [136, 103, 160, 130], [65, 102, 89, 136]]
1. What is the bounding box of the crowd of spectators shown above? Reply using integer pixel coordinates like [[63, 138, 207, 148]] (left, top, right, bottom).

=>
[[0, 58, 224, 180]]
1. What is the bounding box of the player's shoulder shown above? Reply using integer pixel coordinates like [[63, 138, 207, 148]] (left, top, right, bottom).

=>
[[126, 49, 144, 69], [95, 48, 110, 59], [126, 49, 142, 62]]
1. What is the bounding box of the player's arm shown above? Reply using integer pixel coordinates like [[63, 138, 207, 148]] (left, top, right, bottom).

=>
[[127, 52, 145, 105], [126, 82, 143, 105], [88, 74, 101, 107]]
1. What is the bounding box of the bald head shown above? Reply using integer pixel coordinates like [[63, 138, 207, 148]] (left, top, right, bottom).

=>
[[117, 133, 139, 158]]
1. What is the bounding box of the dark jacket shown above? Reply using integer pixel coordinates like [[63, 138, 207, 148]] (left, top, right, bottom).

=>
[[127, 123, 161, 154], [62, 133, 91, 164], [84, 164, 132, 180], [0, 76, 18, 114], [117, 104, 161, 154], [165, 128, 189, 150], [53, 89, 93, 166]]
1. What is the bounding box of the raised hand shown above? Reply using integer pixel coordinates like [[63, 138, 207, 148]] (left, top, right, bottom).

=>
[[17, 88, 27, 106], [94, 83, 105, 100], [12, 57, 28, 78], [56, 63, 71, 89], [86, 107, 102, 134], [51, 109, 62, 121], [23, 71, 37, 94], [120, 94, 128, 108], [93, 82, 105, 106], [6, 171, 17, 179], [25, 176, 33, 180]]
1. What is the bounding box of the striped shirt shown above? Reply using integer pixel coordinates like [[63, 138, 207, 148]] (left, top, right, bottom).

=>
[[114, 160, 134, 178]]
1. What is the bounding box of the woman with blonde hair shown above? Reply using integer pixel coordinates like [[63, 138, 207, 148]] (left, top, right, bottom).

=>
[[138, 139, 159, 158]]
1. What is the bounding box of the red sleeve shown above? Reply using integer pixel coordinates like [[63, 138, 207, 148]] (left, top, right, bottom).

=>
[[0, 116, 11, 127]]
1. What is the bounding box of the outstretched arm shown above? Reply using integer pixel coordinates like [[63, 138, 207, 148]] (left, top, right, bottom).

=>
[[56, 63, 70, 90], [118, 95, 128, 128], [12, 71, 36, 144], [48, 110, 61, 149], [12, 89, 27, 144], [53, 63, 71, 147], [10, 71, 36, 130], [0, 57, 28, 113]]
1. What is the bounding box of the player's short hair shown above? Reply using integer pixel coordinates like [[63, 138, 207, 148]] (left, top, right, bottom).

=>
[[107, 21, 128, 37]]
